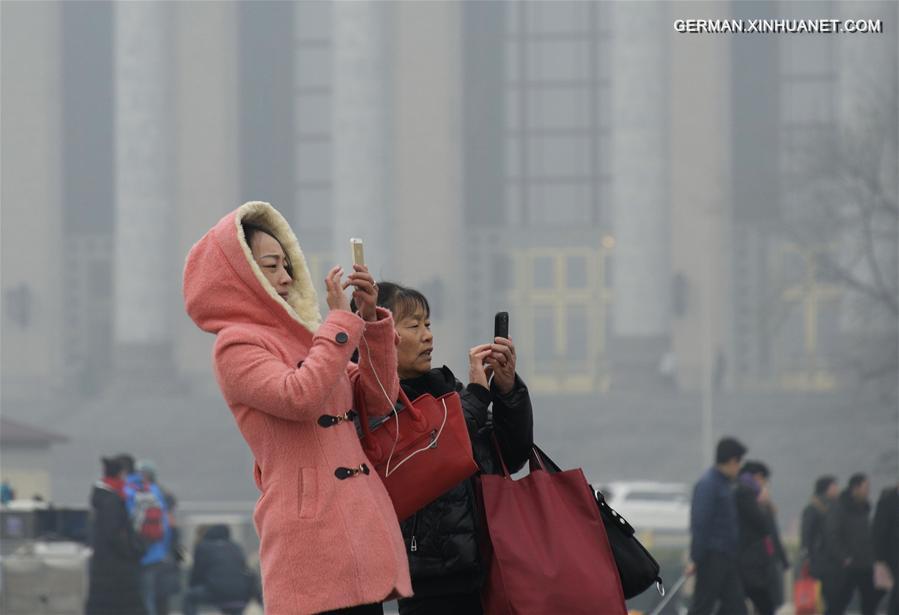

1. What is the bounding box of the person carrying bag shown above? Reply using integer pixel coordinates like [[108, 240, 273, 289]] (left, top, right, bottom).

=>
[[478, 442, 628, 615]]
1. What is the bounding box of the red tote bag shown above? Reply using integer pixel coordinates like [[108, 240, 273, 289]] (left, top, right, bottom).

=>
[[794, 562, 822, 615], [356, 385, 478, 521], [479, 444, 627, 615]]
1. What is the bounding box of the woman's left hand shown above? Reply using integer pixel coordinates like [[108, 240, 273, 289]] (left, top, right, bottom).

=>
[[486, 337, 516, 394], [343, 264, 378, 322]]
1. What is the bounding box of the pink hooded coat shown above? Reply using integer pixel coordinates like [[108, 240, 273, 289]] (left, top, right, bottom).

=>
[[183, 202, 412, 614]]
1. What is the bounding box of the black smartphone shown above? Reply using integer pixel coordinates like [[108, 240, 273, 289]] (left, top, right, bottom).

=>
[[494, 311, 509, 340]]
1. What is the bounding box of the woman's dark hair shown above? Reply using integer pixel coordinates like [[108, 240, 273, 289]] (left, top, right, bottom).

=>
[[242, 222, 293, 279], [101, 456, 123, 478], [848, 473, 868, 491], [740, 460, 770, 478], [114, 453, 135, 475], [360, 281, 430, 322], [814, 475, 837, 496], [242, 222, 272, 248]]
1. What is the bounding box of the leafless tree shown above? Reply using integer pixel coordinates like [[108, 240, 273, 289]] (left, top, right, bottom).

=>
[[781, 75, 898, 398]]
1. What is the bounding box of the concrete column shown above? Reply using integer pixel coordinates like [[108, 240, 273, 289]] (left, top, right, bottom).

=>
[[391, 1, 466, 371], [610, 3, 670, 338], [669, 2, 732, 392], [113, 2, 174, 360], [0, 2, 65, 398], [173, 2, 240, 387], [332, 2, 391, 277]]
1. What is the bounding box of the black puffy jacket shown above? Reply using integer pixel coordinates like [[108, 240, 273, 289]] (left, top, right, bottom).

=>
[[85, 483, 146, 615], [825, 489, 874, 571], [801, 497, 833, 578], [872, 486, 899, 569], [397, 366, 533, 598], [735, 480, 776, 592]]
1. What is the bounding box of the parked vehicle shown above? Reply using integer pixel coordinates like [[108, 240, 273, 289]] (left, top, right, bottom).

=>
[[596, 481, 690, 533]]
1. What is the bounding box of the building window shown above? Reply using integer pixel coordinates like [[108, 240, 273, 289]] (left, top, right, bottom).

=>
[[503, 2, 611, 229]]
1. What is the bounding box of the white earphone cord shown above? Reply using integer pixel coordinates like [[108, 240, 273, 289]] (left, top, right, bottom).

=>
[[360, 333, 446, 477]]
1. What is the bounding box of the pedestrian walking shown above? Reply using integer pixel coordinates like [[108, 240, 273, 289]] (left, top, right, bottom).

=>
[[85, 456, 146, 615], [824, 473, 882, 615], [872, 482, 898, 615], [801, 475, 840, 610], [735, 461, 788, 615], [687, 436, 749, 615], [117, 456, 172, 615]]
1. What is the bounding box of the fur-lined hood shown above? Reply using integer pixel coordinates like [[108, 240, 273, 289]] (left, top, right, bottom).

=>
[[183, 201, 323, 335]]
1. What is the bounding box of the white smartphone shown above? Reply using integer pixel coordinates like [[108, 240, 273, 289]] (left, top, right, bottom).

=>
[[350, 238, 365, 267]]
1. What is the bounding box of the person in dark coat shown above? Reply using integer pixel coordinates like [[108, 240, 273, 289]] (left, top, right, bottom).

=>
[[687, 436, 748, 615], [824, 473, 882, 615], [872, 482, 899, 615], [735, 461, 789, 615], [373, 283, 534, 615], [182, 524, 258, 615], [85, 456, 147, 615], [801, 475, 840, 608]]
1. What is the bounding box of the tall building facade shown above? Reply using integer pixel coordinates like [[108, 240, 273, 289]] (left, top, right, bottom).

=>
[[729, 0, 898, 391], [1, 2, 66, 399], [462, 2, 620, 393], [3, 1, 894, 402]]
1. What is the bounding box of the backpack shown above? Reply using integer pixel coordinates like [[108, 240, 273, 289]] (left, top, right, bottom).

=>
[[132, 481, 165, 543]]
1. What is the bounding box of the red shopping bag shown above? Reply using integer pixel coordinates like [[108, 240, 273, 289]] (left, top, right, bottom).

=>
[[794, 562, 822, 615], [479, 444, 627, 615]]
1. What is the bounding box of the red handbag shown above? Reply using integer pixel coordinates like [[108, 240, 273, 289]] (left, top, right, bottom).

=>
[[479, 443, 628, 615], [356, 385, 479, 521]]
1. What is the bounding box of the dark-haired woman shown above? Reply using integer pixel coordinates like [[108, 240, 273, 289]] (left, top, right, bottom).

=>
[[375, 282, 534, 615], [85, 457, 147, 615]]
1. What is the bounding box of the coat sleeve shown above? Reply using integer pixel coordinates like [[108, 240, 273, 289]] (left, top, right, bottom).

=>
[[824, 502, 848, 564], [190, 542, 209, 588], [213, 311, 366, 421], [458, 381, 491, 436], [490, 375, 534, 473], [872, 489, 896, 563], [735, 486, 770, 534], [771, 517, 789, 567], [102, 495, 145, 561], [348, 307, 400, 417], [800, 505, 816, 558], [690, 479, 713, 563]]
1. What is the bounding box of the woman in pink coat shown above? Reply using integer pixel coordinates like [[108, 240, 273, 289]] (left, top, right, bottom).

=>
[[183, 202, 412, 614]]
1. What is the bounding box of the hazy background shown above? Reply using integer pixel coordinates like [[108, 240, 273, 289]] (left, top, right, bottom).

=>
[[2, 0, 897, 542]]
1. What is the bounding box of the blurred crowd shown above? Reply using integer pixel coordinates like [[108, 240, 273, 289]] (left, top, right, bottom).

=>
[[688, 436, 898, 615], [84, 454, 261, 615]]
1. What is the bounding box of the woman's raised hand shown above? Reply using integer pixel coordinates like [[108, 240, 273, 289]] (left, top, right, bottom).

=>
[[325, 266, 351, 313], [343, 264, 378, 322], [325, 265, 379, 321], [486, 337, 516, 394], [468, 344, 493, 389]]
